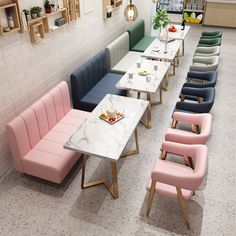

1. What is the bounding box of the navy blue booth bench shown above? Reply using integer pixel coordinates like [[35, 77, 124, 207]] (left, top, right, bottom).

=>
[[70, 51, 127, 112]]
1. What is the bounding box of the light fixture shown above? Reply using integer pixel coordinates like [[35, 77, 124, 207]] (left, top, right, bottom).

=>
[[124, 0, 138, 22], [152, 0, 160, 3]]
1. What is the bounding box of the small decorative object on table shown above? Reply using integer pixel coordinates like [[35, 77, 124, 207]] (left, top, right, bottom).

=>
[[168, 25, 177, 32], [99, 107, 125, 125], [139, 69, 150, 76]]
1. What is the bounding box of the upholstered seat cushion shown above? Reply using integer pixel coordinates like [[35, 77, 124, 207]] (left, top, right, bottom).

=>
[[131, 36, 155, 52], [127, 19, 155, 52], [146, 159, 193, 200], [23, 108, 89, 183], [79, 73, 126, 112], [23, 149, 78, 184], [112, 51, 142, 73]]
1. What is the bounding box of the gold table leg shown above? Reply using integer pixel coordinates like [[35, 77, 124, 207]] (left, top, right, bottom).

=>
[[151, 85, 163, 106], [140, 93, 152, 129], [162, 72, 169, 91], [121, 128, 139, 157], [168, 57, 176, 76], [176, 49, 180, 67], [81, 155, 119, 199]]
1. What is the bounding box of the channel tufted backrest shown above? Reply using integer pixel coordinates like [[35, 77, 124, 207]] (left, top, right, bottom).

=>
[[70, 51, 108, 106], [6, 81, 72, 172], [127, 19, 145, 50], [105, 32, 129, 70]]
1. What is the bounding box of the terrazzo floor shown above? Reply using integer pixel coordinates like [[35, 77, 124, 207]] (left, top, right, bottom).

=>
[[0, 25, 236, 236]]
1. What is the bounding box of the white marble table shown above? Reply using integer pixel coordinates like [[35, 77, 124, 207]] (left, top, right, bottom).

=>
[[64, 94, 148, 199], [116, 59, 171, 128], [167, 24, 190, 56], [142, 38, 182, 76], [153, 24, 190, 56]]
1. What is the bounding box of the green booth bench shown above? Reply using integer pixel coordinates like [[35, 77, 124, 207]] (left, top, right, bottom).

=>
[[127, 19, 155, 52]]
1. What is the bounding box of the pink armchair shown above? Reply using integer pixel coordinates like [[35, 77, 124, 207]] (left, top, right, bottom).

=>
[[165, 112, 212, 145], [146, 141, 208, 229]]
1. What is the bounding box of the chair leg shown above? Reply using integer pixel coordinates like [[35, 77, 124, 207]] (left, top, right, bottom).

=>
[[176, 187, 190, 229], [146, 180, 156, 217], [172, 119, 178, 128], [161, 150, 167, 160]]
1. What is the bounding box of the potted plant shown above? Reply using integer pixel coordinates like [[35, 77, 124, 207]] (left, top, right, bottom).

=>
[[44, 0, 52, 14], [30, 7, 38, 19], [153, 8, 170, 53], [36, 6, 43, 17], [51, 3, 55, 12]]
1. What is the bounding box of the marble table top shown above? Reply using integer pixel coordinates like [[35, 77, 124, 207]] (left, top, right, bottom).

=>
[[166, 25, 190, 41], [116, 59, 171, 93], [152, 24, 190, 40], [64, 94, 149, 161], [142, 38, 182, 61]]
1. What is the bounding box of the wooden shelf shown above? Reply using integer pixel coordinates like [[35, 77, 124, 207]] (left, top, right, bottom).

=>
[[0, 2, 21, 36], [46, 7, 67, 16], [103, 0, 123, 20], [184, 9, 204, 13]]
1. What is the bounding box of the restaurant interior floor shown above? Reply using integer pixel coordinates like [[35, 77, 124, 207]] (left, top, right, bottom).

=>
[[0, 25, 235, 236]]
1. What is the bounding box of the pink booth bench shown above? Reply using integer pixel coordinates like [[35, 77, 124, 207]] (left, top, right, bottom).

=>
[[6, 81, 89, 184]]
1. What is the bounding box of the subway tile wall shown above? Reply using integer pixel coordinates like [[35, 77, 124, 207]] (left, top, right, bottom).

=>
[[0, 0, 129, 178]]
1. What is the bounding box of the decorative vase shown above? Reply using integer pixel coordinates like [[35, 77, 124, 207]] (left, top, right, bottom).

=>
[[38, 11, 43, 17], [31, 13, 37, 19], [164, 28, 168, 54], [45, 8, 52, 14], [8, 16, 14, 29]]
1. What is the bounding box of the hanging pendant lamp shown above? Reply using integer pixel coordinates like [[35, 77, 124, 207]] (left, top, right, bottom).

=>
[[124, 0, 138, 22]]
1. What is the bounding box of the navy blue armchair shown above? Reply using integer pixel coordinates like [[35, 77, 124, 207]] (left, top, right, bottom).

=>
[[184, 71, 217, 88], [175, 87, 215, 113], [70, 51, 127, 112]]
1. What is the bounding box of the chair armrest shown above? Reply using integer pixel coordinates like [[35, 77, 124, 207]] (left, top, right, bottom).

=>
[[181, 87, 208, 98], [151, 159, 194, 190], [176, 100, 213, 113], [162, 141, 196, 157], [172, 112, 201, 125], [187, 71, 216, 82]]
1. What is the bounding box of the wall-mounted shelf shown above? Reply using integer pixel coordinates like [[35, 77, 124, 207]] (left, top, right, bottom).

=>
[[0, 2, 20, 36], [46, 7, 69, 23], [103, 0, 123, 20], [183, 0, 206, 24], [28, 15, 49, 43]]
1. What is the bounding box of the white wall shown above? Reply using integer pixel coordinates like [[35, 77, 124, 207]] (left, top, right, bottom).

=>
[[0, 0, 129, 178]]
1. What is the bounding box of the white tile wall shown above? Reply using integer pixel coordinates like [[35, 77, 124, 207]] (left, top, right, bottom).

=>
[[0, 0, 130, 177]]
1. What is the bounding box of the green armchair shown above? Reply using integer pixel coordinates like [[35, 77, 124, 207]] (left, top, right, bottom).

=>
[[127, 19, 155, 52], [198, 38, 222, 47], [201, 30, 223, 39]]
